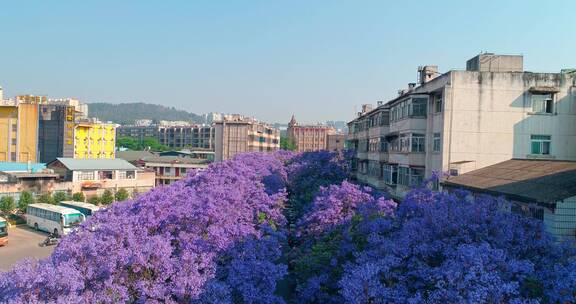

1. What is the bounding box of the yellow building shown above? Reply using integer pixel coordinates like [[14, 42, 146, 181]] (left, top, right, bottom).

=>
[[0, 104, 39, 162], [74, 122, 116, 159]]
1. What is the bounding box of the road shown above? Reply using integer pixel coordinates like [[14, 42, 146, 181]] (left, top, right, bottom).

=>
[[0, 225, 54, 272]]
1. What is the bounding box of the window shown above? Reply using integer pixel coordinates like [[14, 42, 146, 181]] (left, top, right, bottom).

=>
[[164, 167, 172, 174], [398, 167, 410, 186], [383, 164, 398, 185], [399, 134, 410, 152], [411, 134, 425, 152], [530, 135, 551, 155], [368, 161, 380, 177], [10, 152, 16, 162], [117, 170, 135, 180], [410, 168, 424, 187], [99, 171, 114, 180], [411, 98, 428, 117], [78, 171, 95, 181], [398, 167, 424, 187], [531, 93, 553, 114], [434, 95, 443, 113], [433, 133, 441, 152], [380, 137, 388, 152], [369, 138, 380, 152]]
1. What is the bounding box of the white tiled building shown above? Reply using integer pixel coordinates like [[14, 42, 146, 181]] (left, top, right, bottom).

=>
[[348, 53, 576, 199]]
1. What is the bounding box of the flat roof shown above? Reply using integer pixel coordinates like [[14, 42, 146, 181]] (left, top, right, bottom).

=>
[[60, 201, 101, 211], [0, 162, 46, 173], [28, 203, 83, 215], [443, 159, 576, 203], [116, 150, 157, 162], [142, 156, 211, 165], [50, 158, 138, 171]]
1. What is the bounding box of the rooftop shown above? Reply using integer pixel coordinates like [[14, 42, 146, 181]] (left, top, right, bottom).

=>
[[443, 159, 576, 204], [116, 150, 157, 162], [49, 158, 139, 171], [142, 156, 211, 165], [0, 162, 46, 173]]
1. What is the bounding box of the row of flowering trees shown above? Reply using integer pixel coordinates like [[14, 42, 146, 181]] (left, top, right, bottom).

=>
[[1, 150, 575, 303]]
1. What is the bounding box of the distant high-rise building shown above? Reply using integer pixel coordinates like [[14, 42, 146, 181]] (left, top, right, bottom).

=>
[[38, 104, 76, 163], [16, 95, 48, 104], [204, 112, 222, 124], [214, 115, 280, 161], [287, 115, 340, 152], [47, 98, 89, 119]]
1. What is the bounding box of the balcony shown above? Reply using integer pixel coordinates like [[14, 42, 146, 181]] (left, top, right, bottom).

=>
[[368, 125, 390, 138], [388, 151, 426, 167], [389, 117, 427, 133], [367, 151, 388, 162]]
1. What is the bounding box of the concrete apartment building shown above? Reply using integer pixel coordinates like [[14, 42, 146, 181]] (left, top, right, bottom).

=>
[[158, 125, 214, 150], [214, 115, 280, 161], [287, 115, 344, 152], [116, 125, 158, 142], [117, 124, 215, 150], [347, 53, 576, 199]]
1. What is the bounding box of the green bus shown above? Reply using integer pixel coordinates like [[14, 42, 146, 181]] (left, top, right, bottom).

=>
[[59, 201, 101, 217], [0, 216, 7, 246]]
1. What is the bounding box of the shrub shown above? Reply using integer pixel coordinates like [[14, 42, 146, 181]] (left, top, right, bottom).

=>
[[72, 192, 85, 202]]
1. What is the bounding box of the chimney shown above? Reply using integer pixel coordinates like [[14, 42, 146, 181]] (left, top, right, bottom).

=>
[[361, 104, 373, 113], [408, 83, 416, 91], [418, 65, 439, 84]]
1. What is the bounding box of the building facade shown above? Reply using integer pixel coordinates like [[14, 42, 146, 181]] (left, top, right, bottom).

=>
[[214, 115, 280, 161], [327, 134, 346, 151], [38, 104, 76, 163], [286, 115, 339, 152], [142, 156, 211, 186], [348, 53, 576, 199], [47, 158, 155, 197], [74, 121, 117, 159], [116, 125, 159, 142], [117, 125, 215, 150], [0, 103, 39, 162], [158, 125, 214, 150]]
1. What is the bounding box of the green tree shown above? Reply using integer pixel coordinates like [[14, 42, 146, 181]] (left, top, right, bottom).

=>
[[100, 190, 114, 205], [37, 193, 56, 205], [141, 137, 169, 151], [87, 196, 101, 206], [280, 137, 297, 151], [116, 136, 140, 150], [72, 192, 85, 202], [53, 192, 69, 204], [18, 191, 34, 213], [0, 196, 16, 217], [115, 188, 129, 202]]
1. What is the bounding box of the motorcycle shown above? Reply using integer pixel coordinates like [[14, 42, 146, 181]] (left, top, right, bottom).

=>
[[39, 233, 59, 247]]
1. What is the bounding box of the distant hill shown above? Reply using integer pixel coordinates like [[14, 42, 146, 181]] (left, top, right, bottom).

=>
[[88, 102, 205, 125]]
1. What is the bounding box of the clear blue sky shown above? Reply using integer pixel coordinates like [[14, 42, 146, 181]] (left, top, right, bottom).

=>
[[1, 0, 574, 123]]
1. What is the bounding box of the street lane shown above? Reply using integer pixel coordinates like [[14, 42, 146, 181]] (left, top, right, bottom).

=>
[[0, 225, 54, 272]]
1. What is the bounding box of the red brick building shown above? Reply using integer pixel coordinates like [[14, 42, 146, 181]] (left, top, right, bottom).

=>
[[287, 115, 342, 152]]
